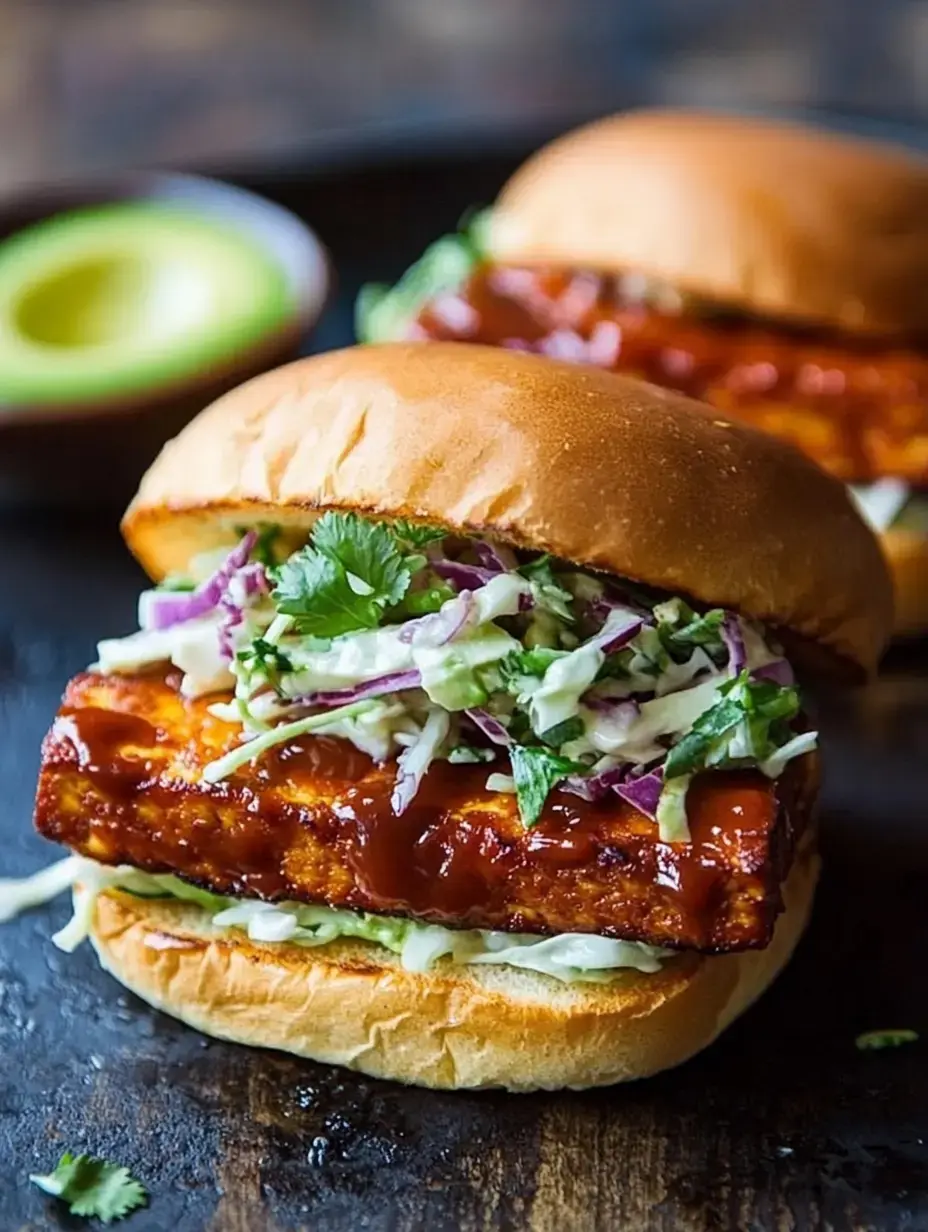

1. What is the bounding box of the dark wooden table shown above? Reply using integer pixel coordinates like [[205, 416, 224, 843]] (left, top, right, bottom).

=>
[[2, 151, 927, 1231]]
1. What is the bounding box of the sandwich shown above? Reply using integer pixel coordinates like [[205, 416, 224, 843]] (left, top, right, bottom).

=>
[[22, 343, 890, 1090], [357, 109, 928, 635]]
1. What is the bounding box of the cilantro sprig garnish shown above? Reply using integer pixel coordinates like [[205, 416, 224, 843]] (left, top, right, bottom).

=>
[[273, 512, 415, 638], [30, 1152, 147, 1223]]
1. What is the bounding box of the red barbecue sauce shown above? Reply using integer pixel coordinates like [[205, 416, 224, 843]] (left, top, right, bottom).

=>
[[416, 265, 928, 485]]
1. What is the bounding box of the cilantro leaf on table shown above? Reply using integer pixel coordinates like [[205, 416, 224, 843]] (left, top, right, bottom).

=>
[[855, 1029, 919, 1051], [509, 744, 582, 828], [30, 1153, 147, 1223], [273, 512, 412, 637]]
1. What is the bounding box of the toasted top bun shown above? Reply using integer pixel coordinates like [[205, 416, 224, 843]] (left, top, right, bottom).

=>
[[490, 109, 928, 337], [124, 343, 892, 678]]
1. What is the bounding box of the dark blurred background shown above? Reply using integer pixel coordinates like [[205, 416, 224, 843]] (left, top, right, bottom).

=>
[[5, 0, 928, 191]]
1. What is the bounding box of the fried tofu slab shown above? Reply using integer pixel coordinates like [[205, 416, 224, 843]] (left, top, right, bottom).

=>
[[34, 671, 815, 952]]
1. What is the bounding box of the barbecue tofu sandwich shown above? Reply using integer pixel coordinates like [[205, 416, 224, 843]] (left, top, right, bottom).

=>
[[357, 110, 928, 635], [28, 343, 891, 1091]]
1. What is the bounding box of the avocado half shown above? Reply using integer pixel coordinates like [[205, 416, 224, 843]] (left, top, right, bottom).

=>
[[0, 203, 294, 405]]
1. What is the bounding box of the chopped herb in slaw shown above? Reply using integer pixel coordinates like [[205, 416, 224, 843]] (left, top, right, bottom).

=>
[[92, 512, 816, 837]]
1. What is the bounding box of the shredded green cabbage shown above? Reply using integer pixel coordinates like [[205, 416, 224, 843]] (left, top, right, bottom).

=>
[[0, 858, 670, 985]]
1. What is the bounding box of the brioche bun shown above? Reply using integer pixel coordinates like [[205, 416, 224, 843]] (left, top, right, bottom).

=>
[[490, 109, 928, 338], [123, 343, 891, 677], [86, 839, 818, 1092]]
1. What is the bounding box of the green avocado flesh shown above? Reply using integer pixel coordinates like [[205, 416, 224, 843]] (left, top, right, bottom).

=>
[[0, 202, 294, 404]]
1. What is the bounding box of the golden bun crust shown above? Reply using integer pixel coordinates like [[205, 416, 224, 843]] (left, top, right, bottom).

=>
[[123, 344, 891, 678], [490, 109, 928, 337], [881, 527, 928, 637], [87, 843, 818, 1092]]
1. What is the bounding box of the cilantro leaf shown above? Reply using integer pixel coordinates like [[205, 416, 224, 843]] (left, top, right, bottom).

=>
[[654, 598, 725, 660], [539, 715, 585, 749], [509, 745, 582, 828], [394, 583, 456, 616], [855, 1029, 919, 1051], [498, 647, 565, 692], [157, 574, 195, 593], [273, 512, 411, 637], [237, 637, 294, 691], [665, 672, 802, 779], [312, 512, 411, 605], [519, 555, 575, 623], [664, 696, 745, 779], [391, 519, 448, 549], [31, 1152, 147, 1223]]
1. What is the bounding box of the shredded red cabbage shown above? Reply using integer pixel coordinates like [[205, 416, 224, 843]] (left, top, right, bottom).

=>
[[613, 767, 664, 819], [586, 592, 651, 633], [217, 562, 270, 660], [465, 708, 512, 746], [390, 711, 449, 815], [722, 614, 746, 675], [593, 611, 645, 655], [472, 541, 519, 572], [561, 763, 627, 803], [398, 592, 475, 647], [146, 532, 259, 631], [295, 669, 423, 709], [582, 697, 640, 732], [753, 659, 794, 686], [431, 559, 497, 591]]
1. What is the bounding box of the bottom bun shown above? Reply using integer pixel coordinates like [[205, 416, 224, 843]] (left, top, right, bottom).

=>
[[881, 527, 928, 638], [88, 844, 818, 1091]]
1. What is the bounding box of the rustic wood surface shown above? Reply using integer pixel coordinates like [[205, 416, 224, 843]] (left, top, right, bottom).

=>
[[1, 151, 927, 1230], [3, 0, 928, 195]]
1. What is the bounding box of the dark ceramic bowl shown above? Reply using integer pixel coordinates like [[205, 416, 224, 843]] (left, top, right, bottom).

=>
[[0, 172, 329, 508]]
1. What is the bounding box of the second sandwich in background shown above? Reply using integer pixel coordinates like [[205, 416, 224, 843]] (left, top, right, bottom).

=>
[[358, 109, 928, 635]]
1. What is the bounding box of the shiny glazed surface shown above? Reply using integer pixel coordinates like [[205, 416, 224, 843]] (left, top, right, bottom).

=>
[[416, 265, 928, 484], [34, 671, 815, 950]]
